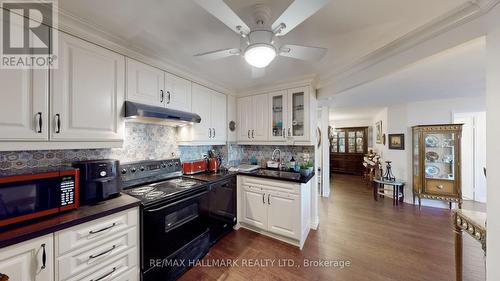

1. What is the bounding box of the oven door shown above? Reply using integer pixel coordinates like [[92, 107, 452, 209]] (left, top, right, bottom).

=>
[[142, 189, 209, 280], [0, 173, 76, 227]]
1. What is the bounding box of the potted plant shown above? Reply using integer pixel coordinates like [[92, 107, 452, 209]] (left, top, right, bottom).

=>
[[300, 161, 314, 177]]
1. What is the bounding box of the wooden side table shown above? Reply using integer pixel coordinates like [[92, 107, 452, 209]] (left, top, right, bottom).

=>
[[453, 209, 486, 281], [373, 178, 405, 206]]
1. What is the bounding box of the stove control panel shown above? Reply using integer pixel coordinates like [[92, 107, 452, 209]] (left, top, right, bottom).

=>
[[120, 159, 182, 186]]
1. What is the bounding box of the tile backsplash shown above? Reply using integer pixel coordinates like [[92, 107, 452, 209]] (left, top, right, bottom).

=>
[[0, 123, 315, 170]]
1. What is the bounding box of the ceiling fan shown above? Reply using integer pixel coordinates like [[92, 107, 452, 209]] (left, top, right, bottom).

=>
[[194, 0, 329, 71]]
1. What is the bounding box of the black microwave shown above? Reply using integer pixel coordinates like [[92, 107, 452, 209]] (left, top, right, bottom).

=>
[[0, 167, 79, 228]]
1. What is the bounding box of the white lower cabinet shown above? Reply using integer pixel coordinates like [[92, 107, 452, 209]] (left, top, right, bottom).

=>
[[237, 176, 311, 249], [54, 208, 139, 281], [0, 234, 54, 281]]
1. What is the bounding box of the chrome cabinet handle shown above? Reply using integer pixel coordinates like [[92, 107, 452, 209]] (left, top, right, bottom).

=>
[[213, 128, 216, 138], [252, 129, 254, 139], [41, 243, 47, 269], [160, 90, 164, 103], [267, 194, 270, 205], [36, 112, 42, 133], [248, 130, 250, 139], [209, 128, 212, 138], [91, 267, 117, 281], [262, 193, 265, 204], [282, 128, 285, 139], [89, 245, 116, 260], [55, 114, 61, 133], [167, 91, 171, 104], [288, 128, 291, 137], [89, 223, 116, 235]]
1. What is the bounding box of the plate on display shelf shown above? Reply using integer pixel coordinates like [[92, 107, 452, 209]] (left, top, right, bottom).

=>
[[425, 151, 439, 162], [425, 135, 440, 147], [425, 165, 440, 177]]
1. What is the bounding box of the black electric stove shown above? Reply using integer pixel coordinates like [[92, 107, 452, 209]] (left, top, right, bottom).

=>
[[121, 159, 210, 281]]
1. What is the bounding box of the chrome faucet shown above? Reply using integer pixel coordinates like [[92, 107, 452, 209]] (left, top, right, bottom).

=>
[[271, 148, 283, 170]]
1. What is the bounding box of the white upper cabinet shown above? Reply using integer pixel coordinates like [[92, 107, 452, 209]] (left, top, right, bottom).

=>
[[0, 12, 49, 141], [0, 234, 54, 281], [236, 94, 268, 142], [191, 83, 213, 141], [252, 94, 269, 141], [179, 84, 226, 144], [51, 33, 125, 141], [0, 68, 49, 141], [237, 97, 252, 141], [165, 73, 192, 112], [126, 58, 165, 107], [211, 91, 227, 142]]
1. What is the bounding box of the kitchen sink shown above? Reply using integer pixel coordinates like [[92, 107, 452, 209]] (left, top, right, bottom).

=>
[[255, 169, 301, 180]]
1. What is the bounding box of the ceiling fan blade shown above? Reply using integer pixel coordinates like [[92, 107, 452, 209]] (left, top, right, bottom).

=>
[[272, 0, 329, 36], [194, 0, 250, 35], [251, 66, 266, 79], [279, 44, 327, 61], [194, 48, 240, 60]]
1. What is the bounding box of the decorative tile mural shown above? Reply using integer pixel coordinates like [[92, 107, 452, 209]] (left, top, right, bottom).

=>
[[0, 122, 315, 170]]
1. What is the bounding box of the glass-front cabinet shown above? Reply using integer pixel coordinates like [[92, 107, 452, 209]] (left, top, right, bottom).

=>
[[412, 124, 463, 209], [330, 127, 368, 175], [269, 91, 287, 141], [268, 87, 310, 142]]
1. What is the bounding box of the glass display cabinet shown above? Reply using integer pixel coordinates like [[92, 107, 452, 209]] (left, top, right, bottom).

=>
[[330, 127, 368, 175], [412, 124, 463, 209]]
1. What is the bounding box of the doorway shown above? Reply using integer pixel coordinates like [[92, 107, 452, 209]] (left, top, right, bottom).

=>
[[453, 112, 486, 202]]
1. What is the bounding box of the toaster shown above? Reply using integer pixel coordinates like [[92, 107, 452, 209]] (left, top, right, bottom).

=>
[[182, 159, 207, 174]]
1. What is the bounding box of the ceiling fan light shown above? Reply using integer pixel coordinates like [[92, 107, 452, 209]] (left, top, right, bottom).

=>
[[244, 44, 276, 68]]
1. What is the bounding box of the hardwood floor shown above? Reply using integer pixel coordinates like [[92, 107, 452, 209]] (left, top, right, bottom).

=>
[[180, 174, 485, 281]]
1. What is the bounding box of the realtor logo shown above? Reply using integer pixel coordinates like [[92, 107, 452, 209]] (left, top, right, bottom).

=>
[[0, 0, 58, 69]]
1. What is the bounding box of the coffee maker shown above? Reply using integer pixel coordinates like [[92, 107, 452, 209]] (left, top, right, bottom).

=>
[[72, 159, 121, 205]]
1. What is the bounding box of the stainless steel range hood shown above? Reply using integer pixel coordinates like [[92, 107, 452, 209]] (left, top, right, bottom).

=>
[[125, 101, 201, 126]]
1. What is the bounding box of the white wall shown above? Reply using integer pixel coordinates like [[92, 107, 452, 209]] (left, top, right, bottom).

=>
[[330, 119, 372, 128], [372, 108, 388, 157], [371, 96, 486, 207], [486, 3, 500, 279]]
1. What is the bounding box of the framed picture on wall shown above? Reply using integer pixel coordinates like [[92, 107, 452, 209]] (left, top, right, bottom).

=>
[[388, 134, 405, 150], [376, 121, 383, 144]]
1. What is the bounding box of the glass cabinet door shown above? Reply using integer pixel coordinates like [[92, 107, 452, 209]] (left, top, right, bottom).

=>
[[288, 87, 309, 141], [423, 132, 456, 180], [348, 131, 356, 153], [338, 131, 346, 153], [269, 92, 287, 140], [331, 131, 338, 152], [355, 130, 364, 153]]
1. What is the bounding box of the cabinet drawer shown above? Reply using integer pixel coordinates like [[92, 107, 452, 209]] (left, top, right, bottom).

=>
[[63, 247, 138, 281], [425, 179, 455, 195], [57, 227, 138, 280], [240, 176, 300, 194], [55, 208, 138, 255]]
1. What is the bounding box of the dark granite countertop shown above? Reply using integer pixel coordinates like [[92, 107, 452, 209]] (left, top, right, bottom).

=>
[[239, 169, 315, 184], [0, 193, 140, 249], [186, 169, 315, 184]]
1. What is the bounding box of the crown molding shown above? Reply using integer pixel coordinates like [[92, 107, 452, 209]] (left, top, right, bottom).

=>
[[53, 6, 235, 96], [236, 74, 319, 97], [317, 0, 500, 90]]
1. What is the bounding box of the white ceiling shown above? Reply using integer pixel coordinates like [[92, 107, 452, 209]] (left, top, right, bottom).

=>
[[58, 0, 469, 93], [328, 37, 486, 120]]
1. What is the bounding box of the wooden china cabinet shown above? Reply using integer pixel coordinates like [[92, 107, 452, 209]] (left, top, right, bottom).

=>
[[330, 127, 368, 175], [412, 124, 463, 209]]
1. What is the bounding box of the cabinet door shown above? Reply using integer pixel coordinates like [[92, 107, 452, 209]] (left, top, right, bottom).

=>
[[211, 91, 227, 142], [287, 87, 310, 141], [252, 94, 268, 141], [0, 12, 49, 140], [267, 192, 300, 239], [237, 97, 252, 141], [268, 91, 287, 141], [241, 186, 267, 229], [165, 73, 191, 112], [0, 234, 54, 281], [126, 58, 165, 107], [51, 33, 125, 141], [191, 84, 212, 141]]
